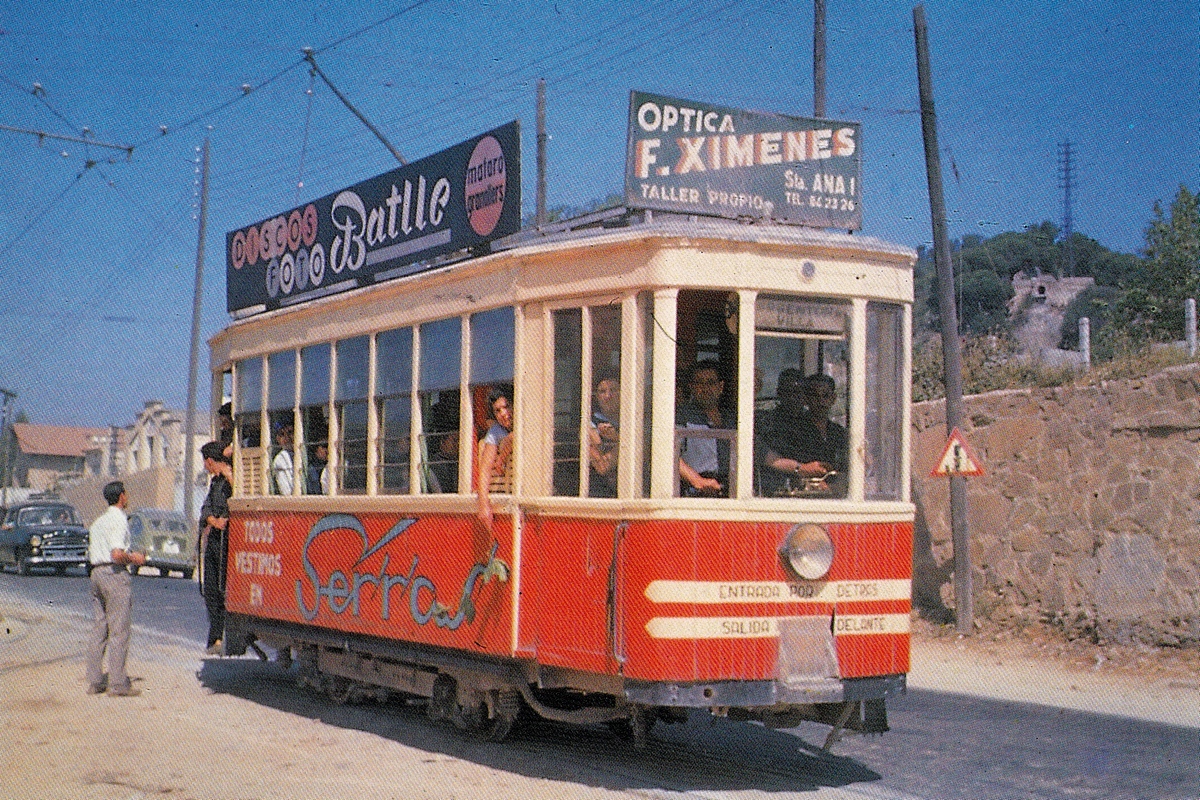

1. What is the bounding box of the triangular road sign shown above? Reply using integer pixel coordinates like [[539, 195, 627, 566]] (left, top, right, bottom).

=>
[[931, 427, 985, 477]]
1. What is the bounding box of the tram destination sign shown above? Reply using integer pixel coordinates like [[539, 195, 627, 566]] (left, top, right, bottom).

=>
[[226, 121, 521, 314], [624, 90, 861, 229]]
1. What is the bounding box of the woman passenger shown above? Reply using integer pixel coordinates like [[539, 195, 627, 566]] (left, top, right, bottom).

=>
[[588, 371, 620, 498], [476, 387, 513, 533]]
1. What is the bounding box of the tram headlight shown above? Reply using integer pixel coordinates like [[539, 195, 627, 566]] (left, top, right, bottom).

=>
[[779, 524, 834, 581]]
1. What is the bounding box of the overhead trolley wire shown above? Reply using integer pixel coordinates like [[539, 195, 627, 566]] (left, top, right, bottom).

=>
[[0, 168, 89, 263], [129, 0, 437, 152]]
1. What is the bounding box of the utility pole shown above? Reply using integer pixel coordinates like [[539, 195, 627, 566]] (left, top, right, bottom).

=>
[[1058, 140, 1075, 277], [184, 138, 210, 527], [536, 78, 548, 228], [0, 388, 15, 505], [914, 5, 973, 634], [813, 0, 827, 118]]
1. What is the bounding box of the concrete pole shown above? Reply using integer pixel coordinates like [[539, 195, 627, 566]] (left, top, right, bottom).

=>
[[184, 138, 210, 526], [1186, 298, 1196, 357], [915, 5, 972, 634], [1079, 316, 1090, 369], [813, 0, 827, 118]]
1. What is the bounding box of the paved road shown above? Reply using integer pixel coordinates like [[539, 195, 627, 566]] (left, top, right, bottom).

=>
[[3, 569, 1198, 800]]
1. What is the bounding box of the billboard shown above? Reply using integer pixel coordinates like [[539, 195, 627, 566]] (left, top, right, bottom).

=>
[[226, 121, 521, 314], [624, 91, 861, 229]]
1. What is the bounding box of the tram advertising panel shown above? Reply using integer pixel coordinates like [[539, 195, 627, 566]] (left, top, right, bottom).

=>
[[624, 90, 861, 229], [226, 121, 521, 314]]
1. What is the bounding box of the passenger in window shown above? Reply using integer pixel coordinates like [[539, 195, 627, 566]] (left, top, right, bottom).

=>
[[217, 403, 234, 460], [307, 442, 330, 495], [477, 387, 513, 532], [677, 360, 734, 497], [588, 371, 620, 498], [762, 371, 847, 496], [427, 392, 460, 493], [272, 422, 295, 495]]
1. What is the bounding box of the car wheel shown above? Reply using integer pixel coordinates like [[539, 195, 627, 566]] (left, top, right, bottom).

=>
[[130, 565, 140, 576], [17, 557, 32, 576], [182, 568, 194, 580]]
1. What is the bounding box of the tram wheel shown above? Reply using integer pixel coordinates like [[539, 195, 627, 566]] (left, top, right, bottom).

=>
[[325, 675, 356, 705], [608, 705, 657, 749], [475, 688, 521, 742]]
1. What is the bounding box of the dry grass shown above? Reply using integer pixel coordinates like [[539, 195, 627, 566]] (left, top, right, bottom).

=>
[[913, 334, 1200, 402]]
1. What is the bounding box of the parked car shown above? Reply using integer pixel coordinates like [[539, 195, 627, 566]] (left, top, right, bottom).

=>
[[0, 501, 89, 575], [128, 509, 196, 579]]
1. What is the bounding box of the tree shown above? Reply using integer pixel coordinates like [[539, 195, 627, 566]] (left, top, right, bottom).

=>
[[1111, 186, 1200, 343]]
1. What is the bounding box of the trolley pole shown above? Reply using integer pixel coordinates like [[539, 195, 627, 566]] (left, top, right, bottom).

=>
[[183, 138, 210, 528], [914, 5, 973, 634], [536, 78, 548, 229], [813, 0, 827, 118]]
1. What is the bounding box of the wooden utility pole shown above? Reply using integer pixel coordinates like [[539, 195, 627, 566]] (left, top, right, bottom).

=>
[[813, 0, 827, 118], [183, 138, 210, 528], [914, 4, 973, 633], [536, 78, 548, 228]]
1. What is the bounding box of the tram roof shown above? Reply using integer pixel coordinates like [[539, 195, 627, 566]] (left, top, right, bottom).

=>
[[224, 208, 915, 326], [496, 208, 917, 264]]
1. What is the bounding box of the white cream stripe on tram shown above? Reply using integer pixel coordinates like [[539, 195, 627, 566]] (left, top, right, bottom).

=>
[[645, 614, 911, 640], [642, 579, 911, 640], [644, 578, 911, 605]]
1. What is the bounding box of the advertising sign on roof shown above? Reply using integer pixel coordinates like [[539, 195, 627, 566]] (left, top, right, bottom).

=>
[[624, 90, 861, 229], [226, 121, 521, 314]]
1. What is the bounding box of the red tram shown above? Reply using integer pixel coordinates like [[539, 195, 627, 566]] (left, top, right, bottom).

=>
[[211, 209, 915, 747]]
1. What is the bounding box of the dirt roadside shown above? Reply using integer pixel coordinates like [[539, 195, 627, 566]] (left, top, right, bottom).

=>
[[2, 600, 1197, 800]]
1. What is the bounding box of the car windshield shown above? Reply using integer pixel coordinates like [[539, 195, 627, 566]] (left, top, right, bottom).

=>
[[17, 506, 80, 526]]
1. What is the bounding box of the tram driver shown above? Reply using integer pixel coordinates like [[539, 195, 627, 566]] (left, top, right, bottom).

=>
[[677, 360, 735, 497], [761, 370, 847, 496]]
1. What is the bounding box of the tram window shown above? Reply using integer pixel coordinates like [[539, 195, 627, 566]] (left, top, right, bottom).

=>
[[235, 357, 262, 448], [266, 351, 297, 495], [551, 308, 582, 496], [418, 318, 461, 494], [470, 308, 515, 494], [335, 336, 369, 494], [753, 296, 849, 499], [675, 291, 738, 498], [300, 343, 330, 494], [376, 327, 413, 494], [865, 302, 904, 500], [588, 304, 622, 498]]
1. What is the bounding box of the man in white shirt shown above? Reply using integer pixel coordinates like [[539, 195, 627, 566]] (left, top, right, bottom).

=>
[[272, 422, 295, 495], [85, 481, 146, 697]]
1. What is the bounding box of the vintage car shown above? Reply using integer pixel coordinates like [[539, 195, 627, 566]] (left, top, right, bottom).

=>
[[128, 508, 196, 579], [0, 500, 89, 575]]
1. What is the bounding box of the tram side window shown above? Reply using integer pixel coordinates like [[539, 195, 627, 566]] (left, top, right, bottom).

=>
[[418, 318, 461, 494], [300, 343, 331, 495], [336, 336, 369, 494], [753, 296, 849, 499], [588, 304, 622, 498], [551, 309, 582, 496], [376, 327, 413, 494], [266, 351, 297, 495], [235, 357, 263, 494], [470, 308, 515, 494], [675, 291, 738, 498], [865, 302, 904, 500]]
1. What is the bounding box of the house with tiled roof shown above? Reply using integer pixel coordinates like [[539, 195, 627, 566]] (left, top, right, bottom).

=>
[[8, 422, 106, 492]]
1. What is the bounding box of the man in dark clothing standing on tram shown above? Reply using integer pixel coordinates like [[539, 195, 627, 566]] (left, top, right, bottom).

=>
[[198, 440, 233, 655]]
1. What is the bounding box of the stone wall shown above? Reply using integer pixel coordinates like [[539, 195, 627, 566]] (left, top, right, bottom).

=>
[[912, 364, 1200, 647]]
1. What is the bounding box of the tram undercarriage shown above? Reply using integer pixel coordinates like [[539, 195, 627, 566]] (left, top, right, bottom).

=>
[[225, 613, 898, 749]]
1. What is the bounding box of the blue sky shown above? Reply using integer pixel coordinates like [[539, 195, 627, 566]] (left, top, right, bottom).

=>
[[0, 0, 1197, 427]]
